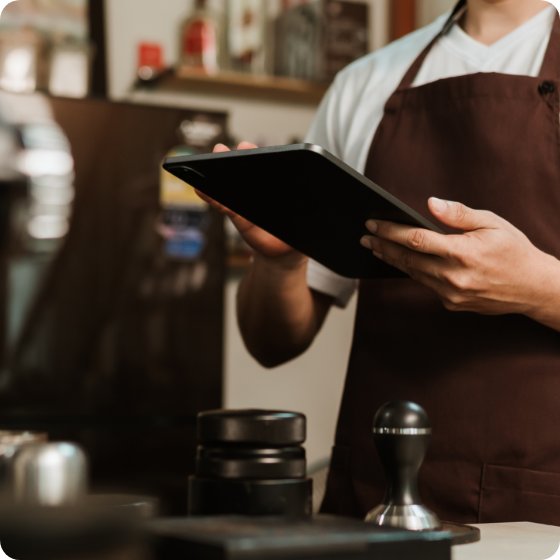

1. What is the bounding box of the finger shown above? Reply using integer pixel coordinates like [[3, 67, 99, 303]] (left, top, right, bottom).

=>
[[213, 143, 230, 153], [428, 198, 497, 231], [193, 190, 257, 233], [193, 189, 219, 207], [194, 189, 238, 218], [237, 141, 258, 151], [363, 235, 445, 278], [366, 219, 451, 257], [362, 235, 446, 290]]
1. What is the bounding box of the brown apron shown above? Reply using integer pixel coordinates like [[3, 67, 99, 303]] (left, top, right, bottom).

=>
[[321, 3, 560, 525]]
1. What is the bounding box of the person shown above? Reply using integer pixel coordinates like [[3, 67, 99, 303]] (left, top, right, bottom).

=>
[[200, 0, 560, 525]]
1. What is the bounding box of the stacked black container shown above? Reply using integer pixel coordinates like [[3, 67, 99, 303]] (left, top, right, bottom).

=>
[[188, 410, 312, 516]]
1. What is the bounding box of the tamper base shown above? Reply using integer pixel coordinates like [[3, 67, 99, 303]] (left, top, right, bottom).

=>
[[365, 503, 442, 531]]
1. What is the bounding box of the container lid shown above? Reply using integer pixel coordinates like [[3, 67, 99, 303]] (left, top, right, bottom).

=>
[[197, 410, 306, 446]]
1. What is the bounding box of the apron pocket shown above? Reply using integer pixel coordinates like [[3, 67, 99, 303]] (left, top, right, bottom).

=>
[[319, 445, 350, 515], [479, 464, 560, 525]]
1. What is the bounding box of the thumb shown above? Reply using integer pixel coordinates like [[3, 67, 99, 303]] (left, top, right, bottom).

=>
[[428, 198, 494, 231]]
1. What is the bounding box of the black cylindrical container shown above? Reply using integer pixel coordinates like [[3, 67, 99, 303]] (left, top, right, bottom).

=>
[[188, 410, 312, 517]]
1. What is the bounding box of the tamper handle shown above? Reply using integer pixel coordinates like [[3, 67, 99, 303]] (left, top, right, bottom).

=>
[[373, 426, 431, 506], [365, 401, 441, 531]]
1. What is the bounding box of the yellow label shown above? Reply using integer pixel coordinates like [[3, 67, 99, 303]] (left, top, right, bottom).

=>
[[161, 147, 208, 209]]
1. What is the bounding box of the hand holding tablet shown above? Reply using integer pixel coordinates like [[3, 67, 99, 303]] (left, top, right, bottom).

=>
[[196, 142, 302, 265], [163, 143, 443, 279]]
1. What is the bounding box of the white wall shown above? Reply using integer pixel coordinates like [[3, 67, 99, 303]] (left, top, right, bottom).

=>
[[416, 0, 456, 28], [224, 281, 357, 466]]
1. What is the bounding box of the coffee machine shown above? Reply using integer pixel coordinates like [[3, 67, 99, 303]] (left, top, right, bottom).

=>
[[0, 93, 230, 514]]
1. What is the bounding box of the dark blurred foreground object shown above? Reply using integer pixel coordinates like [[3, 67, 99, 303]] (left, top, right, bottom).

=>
[[366, 401, 480, 546], [0, 441, 155, 560], [87, 493, 159, 519], [0, 438, 159, 516], [275, 1, 369, 82], [0, 506, 148, 560], [188, 410, 312, 516], [149, 515, 452, 560], [0, 96, 229, 514]]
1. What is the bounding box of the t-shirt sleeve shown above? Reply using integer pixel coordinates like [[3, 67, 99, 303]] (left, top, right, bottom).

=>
[[304, 74, 344, 158], [307, 259, 357, 308], [303, 76, 357, 309]]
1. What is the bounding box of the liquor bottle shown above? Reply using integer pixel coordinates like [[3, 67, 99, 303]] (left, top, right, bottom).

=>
[[180, 0, 222, 74], [274, 1, 369, 82], [227, 0, 268, 74]]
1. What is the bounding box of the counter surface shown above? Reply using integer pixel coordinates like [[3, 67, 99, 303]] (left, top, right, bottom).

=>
[[455, 522, 560, 560]]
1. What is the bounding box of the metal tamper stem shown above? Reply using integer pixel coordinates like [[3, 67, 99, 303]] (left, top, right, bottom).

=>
[[365, 401, 442, 531]]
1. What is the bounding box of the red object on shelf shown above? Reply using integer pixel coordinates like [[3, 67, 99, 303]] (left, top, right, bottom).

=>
[[180, 0, 219, 73], [391, 0, 416, 40], [138, 43, 163, 70], [183, 20, 216, 65]]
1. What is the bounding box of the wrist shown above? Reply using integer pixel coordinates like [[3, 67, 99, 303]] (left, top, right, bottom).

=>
[[523, 254, 560, 325]]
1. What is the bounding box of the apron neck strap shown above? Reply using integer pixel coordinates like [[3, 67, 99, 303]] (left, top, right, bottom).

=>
[[397, 0, 466, 90], [539, 13, 560, 79]]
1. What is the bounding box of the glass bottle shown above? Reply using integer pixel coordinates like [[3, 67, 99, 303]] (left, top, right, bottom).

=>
[[180, 0, 221, 74], [227, 0, 268, 74]]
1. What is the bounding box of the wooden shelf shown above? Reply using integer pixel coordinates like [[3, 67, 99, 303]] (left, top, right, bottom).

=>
[[150, 68, 330, 105]]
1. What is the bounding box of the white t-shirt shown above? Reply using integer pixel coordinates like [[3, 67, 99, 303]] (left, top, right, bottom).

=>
[[305, 5, 556, 308]]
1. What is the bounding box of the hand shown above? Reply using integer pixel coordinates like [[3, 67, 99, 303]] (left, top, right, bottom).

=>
[[197, 142, 305, 267], [360, 197, 560, 320]]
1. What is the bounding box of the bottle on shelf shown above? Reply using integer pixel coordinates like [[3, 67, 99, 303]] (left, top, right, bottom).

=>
[[180, 0, 223, 74], [48, 31, 91, 98], [226, 0, 268, 75], [274, 0, 369, 83]]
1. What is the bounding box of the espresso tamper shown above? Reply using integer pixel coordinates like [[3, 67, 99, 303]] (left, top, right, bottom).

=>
[[365, 401, 441, 531]]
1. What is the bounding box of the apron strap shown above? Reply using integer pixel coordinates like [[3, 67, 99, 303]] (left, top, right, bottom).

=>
[[397, 0, 467, 90], [539, 13, 560, 79]]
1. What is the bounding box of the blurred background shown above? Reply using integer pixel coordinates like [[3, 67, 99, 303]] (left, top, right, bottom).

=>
[[0, 0, 454, 515]]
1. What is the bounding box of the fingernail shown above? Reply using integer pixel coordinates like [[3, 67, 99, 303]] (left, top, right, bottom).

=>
[[366, 220, 378, 233], [373, 251, 383, 259], [360, 236, 372, 250], [430, 197, 449, 213]]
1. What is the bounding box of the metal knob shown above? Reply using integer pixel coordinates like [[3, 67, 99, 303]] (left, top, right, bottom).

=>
[[5, 442, 88, 506], [365, 401, 441, 531]]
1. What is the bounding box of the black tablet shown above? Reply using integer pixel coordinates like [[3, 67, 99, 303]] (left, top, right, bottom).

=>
[[162, 144, 444, 279]]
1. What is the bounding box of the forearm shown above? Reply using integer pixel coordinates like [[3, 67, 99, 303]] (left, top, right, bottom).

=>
[[237, 253, 331, 367]]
